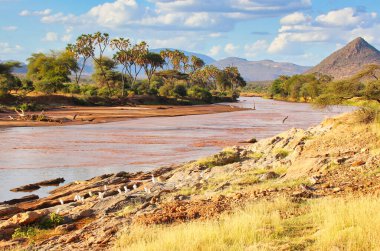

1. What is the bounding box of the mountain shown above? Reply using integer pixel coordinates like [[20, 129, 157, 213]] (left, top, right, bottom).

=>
[[211, 57, 310, 81], [0, 60, 27, 74], [306, 37, 380, 80], [151, 48, 216, 65]]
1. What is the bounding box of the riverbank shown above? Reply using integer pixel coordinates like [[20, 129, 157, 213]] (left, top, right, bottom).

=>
[[1, 110, 379, 250], [0, 104, 245, 128]]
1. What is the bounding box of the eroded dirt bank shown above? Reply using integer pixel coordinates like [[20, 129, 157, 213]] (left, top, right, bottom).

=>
[[1, 111, 379, 250], [0, 104, 245, 128]]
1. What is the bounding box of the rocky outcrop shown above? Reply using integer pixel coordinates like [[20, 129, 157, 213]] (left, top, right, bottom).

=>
[[10, 178, 65, 192]]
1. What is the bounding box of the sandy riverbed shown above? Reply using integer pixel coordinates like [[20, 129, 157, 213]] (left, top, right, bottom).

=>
[[0, 104, 245, 128]]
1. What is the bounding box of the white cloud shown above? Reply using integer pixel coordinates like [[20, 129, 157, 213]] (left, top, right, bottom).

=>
[[61, 34, 72, 42], [1, 26, 18, 31], [38, 0, 312, 32], [269, 7, 380, 54], [280, 12, 310, 25], [316, 7, 376, 27], [87, 0, 140, 28], [43, 32, 58, 42], [19, 9, 52, 17], [19, 10, 30, 16], [208, 45, 222, 57], [0, 42, 23, 55], [244, 40, 269, 58], [224, 43, 238, 55]]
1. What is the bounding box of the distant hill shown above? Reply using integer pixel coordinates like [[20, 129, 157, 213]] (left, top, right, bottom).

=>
[[211, 57, 310, 81], [151, 48, 216, 65], [306, 37, 380, 80]]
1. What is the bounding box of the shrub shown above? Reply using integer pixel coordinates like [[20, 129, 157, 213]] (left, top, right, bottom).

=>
[[173, 84, 187, 97], [34, 81, 64, 94], [40, 213, 64, 229], [158, 83, 173, 97], [80, 84, 98, 96], [188, 86, 212, 103], [12, 227, 38, 239]]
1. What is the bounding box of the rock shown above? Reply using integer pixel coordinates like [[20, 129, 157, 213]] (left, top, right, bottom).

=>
[[9, 210, 49, 225], [55, 223, 76, 232], [0, 205, 22, 218], [245, 138, 257, 144], [332, 187, 342, 192], [70, 209, 95, 221], [352, 160, 366, 166], [0, 222, 19, 239], [35, 178, 65, 186], [0, 195, 39, 205], [259, 172, 279, 181], [10, 184, 40, 192]]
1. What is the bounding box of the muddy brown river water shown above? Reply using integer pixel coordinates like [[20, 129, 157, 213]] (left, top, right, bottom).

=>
[[0, 98, 352, 201]]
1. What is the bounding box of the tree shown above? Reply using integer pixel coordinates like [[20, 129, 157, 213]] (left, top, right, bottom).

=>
[[190, 56, 205, 73], [160, 49, 188, 73], [66, 34, 94, 84], [112, 40, 148, 93], [224, 66, 246, 91], [0, 61, 22, 95], [111, 37, 131, 96], [92, 57, 123, 96], [89, 32, 111, 95], [141, 52, 165, 86], [27, 52, 77, 94]]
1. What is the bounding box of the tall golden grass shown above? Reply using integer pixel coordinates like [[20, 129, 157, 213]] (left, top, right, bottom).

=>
[[114, 196, 380, 251]]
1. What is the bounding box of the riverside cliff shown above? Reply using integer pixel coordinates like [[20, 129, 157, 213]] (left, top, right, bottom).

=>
[[1, 111, 380, 250]]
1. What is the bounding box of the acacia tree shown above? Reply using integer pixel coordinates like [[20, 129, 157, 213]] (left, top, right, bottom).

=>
[[0, 61, 22, 95], [113, 41, 148, 91], [159, 49, 188, 73], [66, 35, 94, 84], [190, 56, 205, 73], [224, 66, 246, 91], [142, 52, 165, 85], [111, 38, 131, 96], [90, 32, 111, 95]]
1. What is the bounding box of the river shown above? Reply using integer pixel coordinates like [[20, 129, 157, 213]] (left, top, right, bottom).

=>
[[0, 97, 352, 201]]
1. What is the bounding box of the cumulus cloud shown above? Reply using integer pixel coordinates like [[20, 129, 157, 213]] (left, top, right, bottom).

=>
[[208, 45, 222, 57], [19, 9, 52, 16], [280, 12, 311, 25], [244, 40, 269, 58], [43, 32, 58, 42], [268, 7, 380, 54], [316, 7, 377, 27], [0, 42, 22, 55], [224, 43, 238, 55], [37, 0, 312, 32], [61, 34, 72, 42]]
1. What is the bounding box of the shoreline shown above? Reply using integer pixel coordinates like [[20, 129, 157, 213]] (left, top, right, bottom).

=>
[[0, 104, 246, 128]]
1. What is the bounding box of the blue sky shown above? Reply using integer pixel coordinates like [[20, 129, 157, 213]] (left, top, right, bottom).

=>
[[1, 0, 380, 65]]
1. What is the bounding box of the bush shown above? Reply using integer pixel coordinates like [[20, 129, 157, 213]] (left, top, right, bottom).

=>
[[34, 81, 64, 94], [159, 83, 174, 97], [63, 83, 80, 94], [188, 86, 212, 103], [12, 227, 38, 239], [173, 84, 187, 97], [18, 102, 41, 112], [40, 213, 64, 229], [80, 84, 98, 96]]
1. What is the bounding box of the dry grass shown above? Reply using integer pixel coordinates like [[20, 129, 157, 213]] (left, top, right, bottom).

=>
[[114, 196, 380, 251]]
